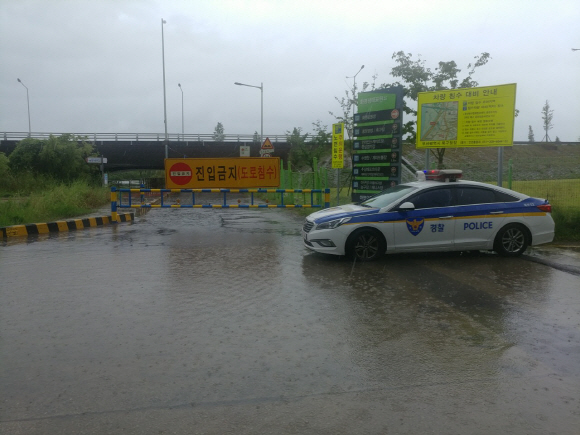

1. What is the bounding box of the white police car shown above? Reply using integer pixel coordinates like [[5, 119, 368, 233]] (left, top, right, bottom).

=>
[[302, 170, 555, 261]]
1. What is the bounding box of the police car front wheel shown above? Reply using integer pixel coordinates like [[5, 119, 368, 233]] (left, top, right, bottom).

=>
[[347, 229, 386, 262], [494, 224, 529, 257]]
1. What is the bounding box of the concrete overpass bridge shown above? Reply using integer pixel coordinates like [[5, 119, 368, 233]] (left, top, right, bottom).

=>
[[0, 132, 292, 171]]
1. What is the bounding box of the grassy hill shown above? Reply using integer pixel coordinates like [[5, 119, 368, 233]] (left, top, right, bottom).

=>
[[403, 142, 580, 182]]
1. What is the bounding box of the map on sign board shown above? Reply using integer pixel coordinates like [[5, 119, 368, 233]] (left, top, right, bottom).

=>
[[420, 101, 458, 141], [416, 83, 516, 148]]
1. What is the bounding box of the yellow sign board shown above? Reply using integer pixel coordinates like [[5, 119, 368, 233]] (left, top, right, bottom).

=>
[[417, 83, 516, 148], [165, 158, 280, 189], [332, 123, 345, 169]]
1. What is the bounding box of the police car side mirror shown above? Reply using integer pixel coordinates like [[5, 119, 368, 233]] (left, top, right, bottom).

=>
[[398, 202, 415, 211]]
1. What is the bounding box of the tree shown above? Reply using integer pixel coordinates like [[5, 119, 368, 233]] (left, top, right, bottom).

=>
[[382, 51, 491, 168], [287, 121, 332, 172], [213, 122, 225, 141], [252, 131, 260, 145], [286, 127, 309, 169], [329, 73, 378, 144], [541, 100, 554, 142], [0, 152, 12, 189], [528, 125, 535, 143], [8, 134, 95, 182]]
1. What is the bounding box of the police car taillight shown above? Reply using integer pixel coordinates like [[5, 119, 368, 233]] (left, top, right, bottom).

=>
[[420, 169, 463, 182], [537, 204, 552, 213]]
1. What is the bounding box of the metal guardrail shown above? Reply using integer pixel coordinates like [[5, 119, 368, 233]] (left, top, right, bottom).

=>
[[1, 132, 287, 143]]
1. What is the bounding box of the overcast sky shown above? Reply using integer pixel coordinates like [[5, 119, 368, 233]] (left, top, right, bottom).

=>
[[1, 0, 579, 141]]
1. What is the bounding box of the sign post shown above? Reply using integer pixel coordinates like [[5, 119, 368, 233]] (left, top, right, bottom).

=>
[[260, 137, 274, 158], [352, 87, 404, 203], [87, 156, 108, 186], [332, 123, 344, 205]]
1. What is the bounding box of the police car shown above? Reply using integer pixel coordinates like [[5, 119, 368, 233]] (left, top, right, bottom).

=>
[[302, 170, 555, 261]]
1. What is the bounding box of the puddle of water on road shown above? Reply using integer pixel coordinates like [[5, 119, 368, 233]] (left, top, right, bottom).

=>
[[1, 207, 579, 432]]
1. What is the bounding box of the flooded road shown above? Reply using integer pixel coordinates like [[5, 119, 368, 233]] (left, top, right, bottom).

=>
[[1, 204, 579, 434]]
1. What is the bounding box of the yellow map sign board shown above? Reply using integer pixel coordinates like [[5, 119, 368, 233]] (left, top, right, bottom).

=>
[[417, 83, 516, 148], [165, 158, 280, 189]]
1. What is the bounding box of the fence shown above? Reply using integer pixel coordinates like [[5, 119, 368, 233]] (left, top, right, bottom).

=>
[[111, 187, 331, 220], [110, 143, 579, 210]]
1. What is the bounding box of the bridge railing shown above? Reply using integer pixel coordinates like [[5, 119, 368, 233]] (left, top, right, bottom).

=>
[[110, 187, 331, 221], [2, 132, 287, 143]]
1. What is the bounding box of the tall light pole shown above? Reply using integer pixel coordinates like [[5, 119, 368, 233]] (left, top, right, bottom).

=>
[[178, 83, 184, 135], [234, 81, 263, 143], [161, 18, 168, 158], [346, 65, 364, 139], [17, 78, 31, 135]]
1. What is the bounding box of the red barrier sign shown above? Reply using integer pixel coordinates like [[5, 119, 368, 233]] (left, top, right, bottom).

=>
[[168, 161, 193, 186], [165, 158, 280, 188]]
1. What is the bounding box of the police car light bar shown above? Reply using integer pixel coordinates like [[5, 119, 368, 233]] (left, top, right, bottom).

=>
[[419, 169, 463, 182]]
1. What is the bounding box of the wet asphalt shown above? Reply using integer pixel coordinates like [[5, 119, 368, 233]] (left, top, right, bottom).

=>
[[1, 202, 579, 434]]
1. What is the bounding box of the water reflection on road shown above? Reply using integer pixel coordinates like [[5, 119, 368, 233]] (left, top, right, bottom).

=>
[[1, 206, 579, 434]]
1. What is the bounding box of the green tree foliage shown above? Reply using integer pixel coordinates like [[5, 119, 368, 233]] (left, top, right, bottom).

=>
[[541, 100, 554, 142], [0, 152, 13, 189], [287, 121, 332, 172], [329, 73, 377, 143], [528, 125, 535, 143], [8, 134, 96, 182], [383, 51, 491, 168], [287, 127, 309, 169], [213, 122, 225, 141]]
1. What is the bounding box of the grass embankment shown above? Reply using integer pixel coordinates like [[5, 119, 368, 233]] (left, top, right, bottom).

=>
[[0, 181, 110, 227], [505, 179, 580, 242]]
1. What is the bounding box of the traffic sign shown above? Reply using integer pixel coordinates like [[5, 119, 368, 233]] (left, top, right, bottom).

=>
[[353, 165, 398, 178], [240, 145, 250, 157], [354, 122, 400, 138], [168, 161, 193, 186], [354, 109, 400, 123], [261, 138, 274, 149], [354, 137, 400, 151], [352, 87, 404, 201], [86, 157, 107, 164], [353, 151, 399, 164]]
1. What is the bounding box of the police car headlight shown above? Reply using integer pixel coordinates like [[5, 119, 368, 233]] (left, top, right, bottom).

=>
[[316, 217, 351, 230]]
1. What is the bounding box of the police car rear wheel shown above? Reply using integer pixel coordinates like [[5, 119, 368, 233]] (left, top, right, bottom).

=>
[[494, 224, 528, 257], [347, 229, 385, 262]]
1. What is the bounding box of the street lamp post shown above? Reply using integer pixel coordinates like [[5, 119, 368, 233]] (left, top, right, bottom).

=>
[[346, 65, 364, 139], [17, 78, 31, 135], [161, 18, 168, 158], [178, 83, 184, 136], [234, 81, 263, 143]]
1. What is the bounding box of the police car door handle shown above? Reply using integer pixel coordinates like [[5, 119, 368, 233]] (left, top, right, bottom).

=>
[[439, 216, 454, 219], [490, 211, 504, 214]]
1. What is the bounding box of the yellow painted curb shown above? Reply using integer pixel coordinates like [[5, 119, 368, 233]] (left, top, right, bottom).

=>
[[1, 213, 134, 239]]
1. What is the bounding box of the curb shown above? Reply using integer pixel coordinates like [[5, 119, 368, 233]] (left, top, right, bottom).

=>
[[1, 213, 134, 239]]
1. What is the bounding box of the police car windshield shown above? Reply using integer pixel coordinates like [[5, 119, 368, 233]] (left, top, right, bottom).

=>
[[360, 185, 416, 208]]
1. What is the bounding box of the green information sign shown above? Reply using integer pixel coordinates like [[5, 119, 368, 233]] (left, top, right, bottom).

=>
[[352, 87, 403, 203]]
